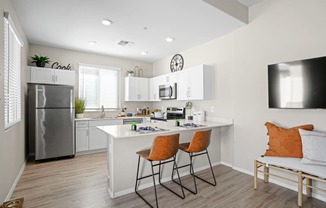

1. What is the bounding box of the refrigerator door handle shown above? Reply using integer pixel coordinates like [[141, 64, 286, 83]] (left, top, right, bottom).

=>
[[70, 89, 73, 110]]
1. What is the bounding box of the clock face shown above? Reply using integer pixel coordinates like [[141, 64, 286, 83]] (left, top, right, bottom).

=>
[[170, 54, 184, 72]]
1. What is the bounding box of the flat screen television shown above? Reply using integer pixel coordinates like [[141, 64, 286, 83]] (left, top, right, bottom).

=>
[[268, 56, 326, 109]]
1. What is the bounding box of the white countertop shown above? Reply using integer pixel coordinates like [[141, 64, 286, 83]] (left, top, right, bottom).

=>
[[97, 119, 233, 139], [75, 116, 150, 121]]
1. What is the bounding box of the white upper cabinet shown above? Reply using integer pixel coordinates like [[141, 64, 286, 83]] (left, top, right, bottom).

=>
[[160, 73, 178, 85], [27, 66, 75, 86], [149, 76, 161, 101], [125, 77, 149, 101], [177, 65, 213, 101]]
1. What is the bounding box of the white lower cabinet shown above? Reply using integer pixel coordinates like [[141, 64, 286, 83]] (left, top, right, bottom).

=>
[[75, 121, 89, 152], [76, 127, 89, 152], [89, 126, 108, 150], [75, 119, 123, 153]]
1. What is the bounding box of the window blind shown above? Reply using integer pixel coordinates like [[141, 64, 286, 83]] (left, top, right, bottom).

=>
[[4, 12, 23, 129], [79, 64, 120, 110]]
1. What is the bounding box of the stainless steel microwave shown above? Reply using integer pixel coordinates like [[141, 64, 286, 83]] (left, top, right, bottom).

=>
[[159, 83, 177, 100]]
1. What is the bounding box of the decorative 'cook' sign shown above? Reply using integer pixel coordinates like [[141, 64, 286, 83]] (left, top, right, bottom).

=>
[[51, 62, 71, 70]]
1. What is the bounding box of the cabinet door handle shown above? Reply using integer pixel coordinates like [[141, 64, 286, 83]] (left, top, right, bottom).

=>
[[52, 75, 54, 82], [56, 75, 58, 82]]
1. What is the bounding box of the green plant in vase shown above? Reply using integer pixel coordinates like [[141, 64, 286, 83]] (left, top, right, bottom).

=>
[[75, 98, 86, 118], [127, 69, 134, 77], [31, 55, 51, 67]]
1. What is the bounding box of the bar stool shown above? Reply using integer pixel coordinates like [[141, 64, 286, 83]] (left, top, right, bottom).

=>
[[173, 129, 216, 194], [135, 134, 185, 208]]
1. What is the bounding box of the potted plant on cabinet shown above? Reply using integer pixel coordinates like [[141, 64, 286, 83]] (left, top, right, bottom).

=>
[[75, 98, 86, 119], [127, 69, 134, 77], [31, 54, 51, 67]]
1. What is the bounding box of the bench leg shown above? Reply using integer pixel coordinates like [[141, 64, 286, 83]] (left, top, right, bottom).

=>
[[306, 177, 312, 198], [298, 171, 303, 207], [254, 160, 258, 189], [264, 166, 269, 183]]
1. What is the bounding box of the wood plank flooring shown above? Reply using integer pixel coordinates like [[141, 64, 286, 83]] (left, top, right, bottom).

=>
[[11, 152, 326, 208]]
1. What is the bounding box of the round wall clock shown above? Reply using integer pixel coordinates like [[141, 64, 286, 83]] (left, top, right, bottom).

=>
[[170, 54, 184, 72]]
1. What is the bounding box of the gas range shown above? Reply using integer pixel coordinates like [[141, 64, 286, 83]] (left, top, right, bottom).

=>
[[166, 107, 185, 120], [151, 107, 185, 122]]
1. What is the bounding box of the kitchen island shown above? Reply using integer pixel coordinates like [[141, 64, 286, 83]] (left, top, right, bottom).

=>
[[97, 119, 233, 198]]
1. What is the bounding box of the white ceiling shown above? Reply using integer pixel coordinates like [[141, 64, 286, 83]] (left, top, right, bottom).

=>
[[11, 0, 262, 63]]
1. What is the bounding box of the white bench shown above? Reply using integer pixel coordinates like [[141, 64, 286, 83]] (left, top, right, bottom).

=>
[[254, 156, 326, 207]]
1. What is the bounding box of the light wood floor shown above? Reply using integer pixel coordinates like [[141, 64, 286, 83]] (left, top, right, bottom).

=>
[[11, 152, 326, 208]]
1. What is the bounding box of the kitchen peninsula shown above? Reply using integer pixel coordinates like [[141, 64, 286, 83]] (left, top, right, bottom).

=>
[[97, 119, 233, 198]]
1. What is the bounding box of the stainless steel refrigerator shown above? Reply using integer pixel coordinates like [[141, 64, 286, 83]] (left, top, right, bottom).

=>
[[28, 84, 75, 161]]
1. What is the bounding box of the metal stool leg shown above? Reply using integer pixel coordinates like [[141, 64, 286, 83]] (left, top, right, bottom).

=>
[[135, 156, 159, 208], [171, 153, 198, 194], [192, 150, 216, 186], [158, 156, 185, 199], [135, 157, 185, 208], [172, 149, 217, 195], [151, 161, 159, 208]]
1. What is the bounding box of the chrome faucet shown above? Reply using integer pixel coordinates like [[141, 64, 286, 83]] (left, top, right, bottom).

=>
[[100, 105, 105, 118]]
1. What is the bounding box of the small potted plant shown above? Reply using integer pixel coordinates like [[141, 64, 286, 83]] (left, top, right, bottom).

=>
[[31, 55, 51, 67], [75, 98, 86, 118], [131, 121, 137, 131], [127, 69, 134, 77]]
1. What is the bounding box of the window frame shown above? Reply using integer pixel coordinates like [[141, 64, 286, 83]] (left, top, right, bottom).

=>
[[78, 63, 121, 111], [3, 12, 23, 129]]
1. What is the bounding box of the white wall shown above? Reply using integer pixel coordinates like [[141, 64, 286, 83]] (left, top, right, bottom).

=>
[[29, 45, 154, 116], [153, 0, 326, 171], [0, 0, 29, 203]]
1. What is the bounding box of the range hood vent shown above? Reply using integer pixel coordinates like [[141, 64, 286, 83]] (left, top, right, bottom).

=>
[[117, 40, 134, 47]]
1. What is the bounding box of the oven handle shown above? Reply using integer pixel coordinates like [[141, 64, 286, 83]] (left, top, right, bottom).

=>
[[169, 86, 172, 97]]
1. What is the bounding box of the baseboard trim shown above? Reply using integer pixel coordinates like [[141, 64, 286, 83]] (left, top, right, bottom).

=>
[[232, 165, 326, 202], [220, 162, 233, 168], [5, 158, 26, 201], [110, 161, 221, 198]]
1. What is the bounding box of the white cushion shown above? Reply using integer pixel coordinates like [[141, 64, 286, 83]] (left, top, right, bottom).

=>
[[257, 156, 326, 178], [299, 129, 326, 166]]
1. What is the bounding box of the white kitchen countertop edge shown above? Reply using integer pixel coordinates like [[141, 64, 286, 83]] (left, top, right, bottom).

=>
[[97, 119, 233, 139], [75, 116, 150, 121]]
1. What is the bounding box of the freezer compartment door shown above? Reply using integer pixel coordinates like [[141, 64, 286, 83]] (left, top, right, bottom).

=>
[[35, 84, 74, 108], [35, 109, 75, 160]]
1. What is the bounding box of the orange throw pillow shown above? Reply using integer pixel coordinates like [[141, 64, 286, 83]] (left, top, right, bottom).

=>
[[264, 122, 314, 158]]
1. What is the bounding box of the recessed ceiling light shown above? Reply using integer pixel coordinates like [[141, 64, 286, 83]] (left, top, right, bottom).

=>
[[88, 41, 97, 46], [166, 37, 175, 42], [141, 51, 148, 55], [102, 19, 112, 26]]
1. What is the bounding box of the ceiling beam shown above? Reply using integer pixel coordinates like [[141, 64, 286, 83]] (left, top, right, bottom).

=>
[[202, 0, 248, 24]]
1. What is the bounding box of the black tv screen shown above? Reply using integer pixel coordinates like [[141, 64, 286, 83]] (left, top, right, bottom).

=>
[[268, 56, 326, 109]]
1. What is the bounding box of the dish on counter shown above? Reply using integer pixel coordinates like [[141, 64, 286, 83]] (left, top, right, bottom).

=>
[[180, 123, 206, 128], [136, 126, 169, 134]]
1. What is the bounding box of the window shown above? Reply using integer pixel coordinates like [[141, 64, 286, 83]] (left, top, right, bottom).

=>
[[4, 12, 23, 129], [79, 64, 120, 110]]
